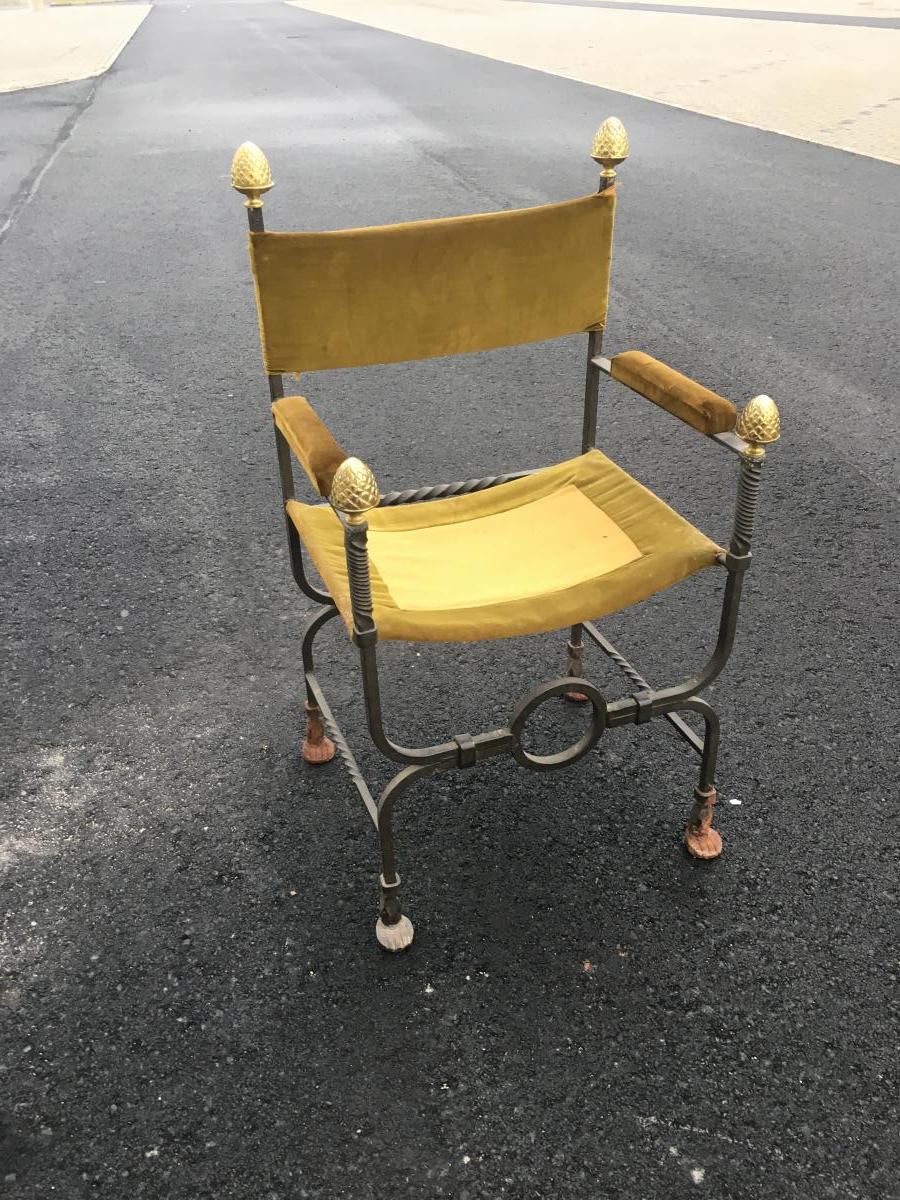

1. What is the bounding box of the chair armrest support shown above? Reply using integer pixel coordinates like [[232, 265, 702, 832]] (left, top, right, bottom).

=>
[[272, 395, 348, 497], [329, 456, 381, 638], [596, 350, 737, 436], [729, 393, 781, 555]]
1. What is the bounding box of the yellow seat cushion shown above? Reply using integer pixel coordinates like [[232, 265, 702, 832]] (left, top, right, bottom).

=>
[[287, 449, 721, 642]]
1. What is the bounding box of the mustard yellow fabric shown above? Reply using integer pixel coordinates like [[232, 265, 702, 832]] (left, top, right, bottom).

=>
[[611, 350, 737, 436], [271, 395, 347, 496], [371, 486, 642, 612], [248, 192, 616, 373], [287, 450, 721, 642]]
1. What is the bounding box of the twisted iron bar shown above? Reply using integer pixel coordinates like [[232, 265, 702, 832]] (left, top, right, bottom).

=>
[[307, 673, 378, 826], [379, 470, 533, 507], [345, 526, 374, 625], [732, 455, 762, 556], [595, 631, 652, 691]]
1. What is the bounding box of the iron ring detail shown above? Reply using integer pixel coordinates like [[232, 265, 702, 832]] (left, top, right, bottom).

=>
[[509, 677, 607, 773]]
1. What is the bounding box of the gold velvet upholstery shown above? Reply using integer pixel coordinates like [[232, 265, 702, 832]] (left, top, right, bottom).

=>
[[272, 395, 347, 496], [287, 450, 720, 642], [248, 192, 616, 372], [610, 351, 737, 436]]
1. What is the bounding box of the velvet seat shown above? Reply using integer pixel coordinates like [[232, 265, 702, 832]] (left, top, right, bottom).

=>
[[287, 449, 720, 642]]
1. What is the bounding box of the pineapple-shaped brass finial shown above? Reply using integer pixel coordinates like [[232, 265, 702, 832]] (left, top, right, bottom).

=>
[[736, 395, 781, 458], [330, 457, 380, 523], [591, 117, 629, 180], [230, 142, 273, 208]]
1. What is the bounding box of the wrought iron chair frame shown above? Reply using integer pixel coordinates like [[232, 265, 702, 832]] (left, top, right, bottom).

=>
[[231, 122, 780, 951]]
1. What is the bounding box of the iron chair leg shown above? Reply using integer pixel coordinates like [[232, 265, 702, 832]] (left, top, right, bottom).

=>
[[375, 766, 430, 951], [248, 199, 339, 768], [300, 607, 336, 765], [566, 323, 605, 703], [564, 624, 590, 703], [678, 437, 773, 859], [681, 700, 722, 859], [302, 701, 335, 765], [332, 489, 427, 951]]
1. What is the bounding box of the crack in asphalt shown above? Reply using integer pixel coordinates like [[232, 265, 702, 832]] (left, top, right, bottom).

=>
[[0, 78, 101, 246]]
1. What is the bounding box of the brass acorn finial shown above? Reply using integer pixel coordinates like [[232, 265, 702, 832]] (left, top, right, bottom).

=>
[[230, 141, 273, 208], [736, 395, 781, 457], [330, 457, 380, 523], [591, 117, 629, 180]]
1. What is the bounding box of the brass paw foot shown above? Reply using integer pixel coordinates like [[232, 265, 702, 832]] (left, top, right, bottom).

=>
[[684, 785, 723, 860], [301, 700, 336, 765]]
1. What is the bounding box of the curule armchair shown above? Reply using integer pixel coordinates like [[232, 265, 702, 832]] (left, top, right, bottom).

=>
[[230, 120, 781, 952]]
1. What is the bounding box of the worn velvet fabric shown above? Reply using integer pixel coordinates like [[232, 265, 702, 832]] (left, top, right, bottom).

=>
[[610, 351, 737, 436], [271, 395, 347, 496], [248, 192, 616, 373], [287, 450, 721, 642]]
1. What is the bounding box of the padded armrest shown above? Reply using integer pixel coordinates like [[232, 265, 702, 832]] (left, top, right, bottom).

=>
[[272, 395, 348, 497], [609, 351, 737, 436]]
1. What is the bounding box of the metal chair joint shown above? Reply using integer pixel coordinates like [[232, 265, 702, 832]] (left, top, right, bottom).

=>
[[453, 734, 478, 769], [633, 690, 655, 724], [718, 549, 753, 573]]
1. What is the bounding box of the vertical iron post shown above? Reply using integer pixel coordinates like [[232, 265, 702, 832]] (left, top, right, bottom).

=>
[[568, 119, 630, 698]]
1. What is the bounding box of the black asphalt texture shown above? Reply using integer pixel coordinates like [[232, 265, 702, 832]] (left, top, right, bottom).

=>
[[2, 3, 898, 1197]]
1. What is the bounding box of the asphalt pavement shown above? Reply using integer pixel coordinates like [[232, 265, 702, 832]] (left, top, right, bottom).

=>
[[1, 2, 898, 1198]]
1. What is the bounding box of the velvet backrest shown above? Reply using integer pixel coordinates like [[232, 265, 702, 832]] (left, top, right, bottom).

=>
[[247, 191, 616, 373]]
